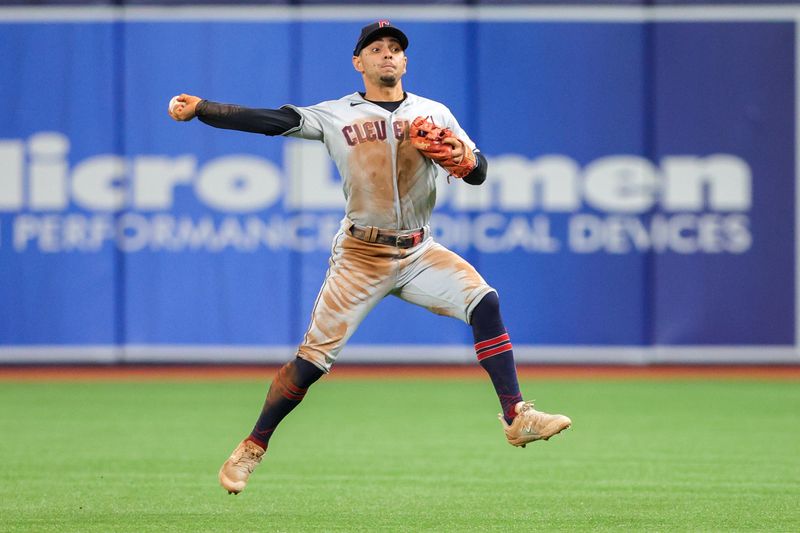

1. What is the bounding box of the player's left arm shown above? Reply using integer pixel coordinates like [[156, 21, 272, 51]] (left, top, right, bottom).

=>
[[445, 112, 487, 186], [462, 151, 487, 185]]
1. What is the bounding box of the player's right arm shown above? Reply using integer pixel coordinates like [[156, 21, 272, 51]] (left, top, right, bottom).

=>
[[168, 93, 301, 136]]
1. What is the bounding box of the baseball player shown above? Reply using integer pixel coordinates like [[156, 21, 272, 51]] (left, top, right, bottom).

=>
[[169, 21, 571, 495]]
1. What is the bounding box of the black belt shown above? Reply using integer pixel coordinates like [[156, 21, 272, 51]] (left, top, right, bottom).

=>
[[348, 223, 425, 249]]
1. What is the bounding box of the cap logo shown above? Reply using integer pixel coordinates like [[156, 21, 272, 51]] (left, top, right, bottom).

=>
[[378, 20, 391, 28]]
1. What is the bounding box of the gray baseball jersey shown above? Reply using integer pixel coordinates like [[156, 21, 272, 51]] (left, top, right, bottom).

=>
[[283, 91, 476, 230], [283, 91, 493, 372]]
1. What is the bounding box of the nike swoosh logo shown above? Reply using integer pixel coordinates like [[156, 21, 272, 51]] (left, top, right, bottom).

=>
[[350, 102, 366, 106]]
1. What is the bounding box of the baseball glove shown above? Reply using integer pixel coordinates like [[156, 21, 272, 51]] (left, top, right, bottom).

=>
[[409, 116, 477, 179]]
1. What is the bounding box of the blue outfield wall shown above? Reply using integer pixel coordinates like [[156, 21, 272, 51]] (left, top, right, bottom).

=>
[[0, 6, 797, 363]]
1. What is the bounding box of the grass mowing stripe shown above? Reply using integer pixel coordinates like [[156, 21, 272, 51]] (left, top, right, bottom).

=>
[[0, 380, 798, 531]]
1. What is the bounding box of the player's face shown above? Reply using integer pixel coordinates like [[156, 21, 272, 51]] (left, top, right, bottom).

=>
[[353, 37, 407, 87]]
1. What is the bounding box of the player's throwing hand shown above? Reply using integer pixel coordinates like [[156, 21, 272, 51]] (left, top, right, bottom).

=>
[[168, 93, 201, 121]]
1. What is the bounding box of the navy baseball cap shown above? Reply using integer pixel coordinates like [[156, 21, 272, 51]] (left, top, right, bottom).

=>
[[353, 20, 409, 56]]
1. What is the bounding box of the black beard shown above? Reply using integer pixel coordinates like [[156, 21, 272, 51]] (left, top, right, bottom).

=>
[[379, 74, 399, 86]]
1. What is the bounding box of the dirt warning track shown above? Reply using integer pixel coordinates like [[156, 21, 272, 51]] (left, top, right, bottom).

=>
[[0, 364, 799, 381]]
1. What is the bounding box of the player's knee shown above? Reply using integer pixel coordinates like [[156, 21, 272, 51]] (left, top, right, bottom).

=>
[[295, 347, 332, 375], [292, 356, 325, 388], [470, 291, 502, 326], [470, 291, 506, 343]]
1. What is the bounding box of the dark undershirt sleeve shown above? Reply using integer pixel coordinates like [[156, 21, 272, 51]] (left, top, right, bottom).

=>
[[195, 100, 301, 136], [462, 151, 488, 186]]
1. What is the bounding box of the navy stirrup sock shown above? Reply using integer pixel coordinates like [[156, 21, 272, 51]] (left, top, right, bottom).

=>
[[471, 292, 523, 424], [247, 357, 324, 449]]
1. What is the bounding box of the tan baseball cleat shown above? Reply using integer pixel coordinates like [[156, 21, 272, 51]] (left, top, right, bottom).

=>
[[219, 439, 265, 494], [500, 401, 572, 447]]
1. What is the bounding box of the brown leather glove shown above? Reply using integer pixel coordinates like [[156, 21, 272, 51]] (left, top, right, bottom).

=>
[[409, 116, 477, 179]]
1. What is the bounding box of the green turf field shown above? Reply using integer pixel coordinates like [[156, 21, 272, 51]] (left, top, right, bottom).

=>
[[1, 377, 798, 532]]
